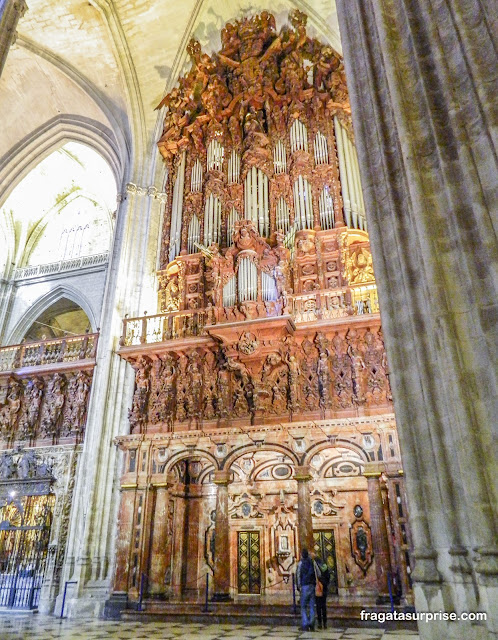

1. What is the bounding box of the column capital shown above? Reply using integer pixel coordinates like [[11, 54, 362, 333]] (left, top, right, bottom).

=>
[[294, 465, 312, 482], [363, 462, 386, 478], [213, 470, 231, 485]]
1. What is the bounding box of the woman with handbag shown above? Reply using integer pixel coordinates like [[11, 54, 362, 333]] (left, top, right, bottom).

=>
[[314, 556, 331, 630]]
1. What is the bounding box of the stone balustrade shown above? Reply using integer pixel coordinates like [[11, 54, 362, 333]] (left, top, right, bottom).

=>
[[0, 333, 99, 372], [13, 252, 109, 281]]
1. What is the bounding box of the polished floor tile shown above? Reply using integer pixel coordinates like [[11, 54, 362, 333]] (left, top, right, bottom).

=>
[[0, 615, 420, 640]]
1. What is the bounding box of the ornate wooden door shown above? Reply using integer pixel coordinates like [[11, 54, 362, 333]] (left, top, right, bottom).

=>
[[313, 530, 338, 595], [237, 531, 261, 594]]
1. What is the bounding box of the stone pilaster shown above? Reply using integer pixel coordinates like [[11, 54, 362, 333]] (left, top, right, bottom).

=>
[[365, 463, 391, 603], [295, 465, 314, 553], [148, 484, 170, 596], [211, 470, 231, 601]]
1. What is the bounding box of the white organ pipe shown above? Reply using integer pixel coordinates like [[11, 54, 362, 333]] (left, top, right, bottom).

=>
[[334, 117, 351, 228], [298, 176, 305, 230], [306, 179, 313, 228], [188, 215, 200, 253], [252, 167, 258, 226], [169, 151, 186, 262], [191, 159, 202, 192], [342, 128, 358, 228], [348, 135, 361, 228], [261, 172, 270, 236], [258, 166, 264, 235]]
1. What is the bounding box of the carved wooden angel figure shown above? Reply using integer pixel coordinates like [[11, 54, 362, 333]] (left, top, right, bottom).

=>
[[128, 357, 151, 431], [72, 371, 90, 433], [317, 351, 332, 413], [41, 373, 66, 440], [18, 377, 44, 441], [347, 343, 366, 405], [285, 351, 301, 413]]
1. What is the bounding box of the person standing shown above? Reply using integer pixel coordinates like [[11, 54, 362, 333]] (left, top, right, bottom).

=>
[[314, 556, 331, 630], [297, 548, 316, 631]]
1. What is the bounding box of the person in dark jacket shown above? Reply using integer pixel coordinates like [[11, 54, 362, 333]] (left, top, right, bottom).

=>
[[314, 557, 331, 629], [296, 548, 316, 631]]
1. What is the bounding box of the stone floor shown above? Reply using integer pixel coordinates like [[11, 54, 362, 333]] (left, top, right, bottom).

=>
[[0, 617, 420, 639]]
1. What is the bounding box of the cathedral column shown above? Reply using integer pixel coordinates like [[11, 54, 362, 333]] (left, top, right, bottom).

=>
[[365, 463, 391, 602], [337, 2, 497, 637], [295, 465, 314, 552], [0, 0, 27, 78], [212, 470, 231, 601]]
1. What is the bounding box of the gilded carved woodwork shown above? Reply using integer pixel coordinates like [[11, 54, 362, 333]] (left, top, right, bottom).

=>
[[0, 371, 93, 447], [125, 324, 391, 433]]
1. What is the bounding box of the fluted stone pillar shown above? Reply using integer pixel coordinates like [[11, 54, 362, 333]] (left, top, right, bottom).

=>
[[295, 465, 314, 553], [212, 470, 231, 601], [337, 2, 497, 638], [365, 463, 391, 603]]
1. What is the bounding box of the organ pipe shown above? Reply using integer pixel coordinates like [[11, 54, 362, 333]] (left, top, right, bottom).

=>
[[314, 131, 329, 165], [188, 215, 200, 253], [244, 167, 269, 236], [319, 187, 334, 230], [273, 141, 287, 174], [169, 151, 186, 262], [276, 197, 290, 234], [334, 117, 351, 227], [191, 159, 203, 192], [204, 194, 221, 245], [227, 208, 239, 246], [238, 256, 257, 303], [228, 150, 240, 184], [223, 275, 236, 307]]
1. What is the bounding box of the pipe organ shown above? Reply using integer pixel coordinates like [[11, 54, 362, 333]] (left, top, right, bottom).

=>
[[156, 10, 373, 315], [114, 12, 412, 612]]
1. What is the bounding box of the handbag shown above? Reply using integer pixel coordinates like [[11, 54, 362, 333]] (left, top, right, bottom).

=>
[[313, 560, 324, 597]]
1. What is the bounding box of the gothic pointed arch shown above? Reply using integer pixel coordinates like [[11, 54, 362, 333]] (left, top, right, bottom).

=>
[[5, 285, 98, 346]]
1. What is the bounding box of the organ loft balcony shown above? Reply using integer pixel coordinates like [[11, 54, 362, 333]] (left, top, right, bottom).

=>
[[118, 223, 391, 434]]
